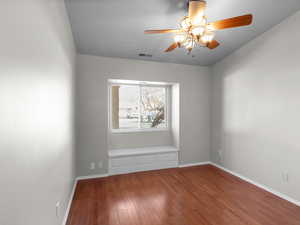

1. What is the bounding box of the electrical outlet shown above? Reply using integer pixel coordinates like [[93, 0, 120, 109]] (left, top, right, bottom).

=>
[[55, 202, 60, 218], [90, 162, 95, 170], [98, 161, 103, 169]]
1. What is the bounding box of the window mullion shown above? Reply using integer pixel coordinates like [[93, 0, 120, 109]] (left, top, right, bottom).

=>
[[139, 85, 142, 129]]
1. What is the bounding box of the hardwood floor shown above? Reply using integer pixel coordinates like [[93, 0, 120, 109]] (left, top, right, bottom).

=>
[[67, 165, 300, 225]]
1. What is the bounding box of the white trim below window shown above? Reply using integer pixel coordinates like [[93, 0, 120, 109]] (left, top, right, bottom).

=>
[[110, 127, 169, 134]]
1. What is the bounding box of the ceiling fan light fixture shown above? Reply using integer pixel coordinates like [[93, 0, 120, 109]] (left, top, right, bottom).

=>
[[191, 26, 205, 36], [184, 40, 194, 49], [201, 31, 215, 43], [182, 35, 194, 49], [180, 17, 191, 30], [174, 34, 186, 43]]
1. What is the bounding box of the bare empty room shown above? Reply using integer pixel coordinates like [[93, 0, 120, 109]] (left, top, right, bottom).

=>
[[1, 0, 300, 225]]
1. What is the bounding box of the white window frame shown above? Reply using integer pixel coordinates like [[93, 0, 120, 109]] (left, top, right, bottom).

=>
[[108, 81, 170, 133]]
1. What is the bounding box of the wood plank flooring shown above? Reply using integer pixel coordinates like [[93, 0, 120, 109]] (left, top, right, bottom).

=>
[[66, 165, 300, 225]]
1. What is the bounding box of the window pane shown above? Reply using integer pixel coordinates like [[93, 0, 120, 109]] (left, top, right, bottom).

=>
[[140, 86, 166, 128], [116, 85, 140, 129]]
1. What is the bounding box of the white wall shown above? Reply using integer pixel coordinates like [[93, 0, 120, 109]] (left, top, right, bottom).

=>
[[109, 131, 174, 150], [76, 54, 211, 176], [0, 1, 76, 225], [212, 11, 300, 201]]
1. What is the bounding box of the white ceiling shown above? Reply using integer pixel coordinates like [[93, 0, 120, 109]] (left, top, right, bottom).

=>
[[65, 0, 300, 66]]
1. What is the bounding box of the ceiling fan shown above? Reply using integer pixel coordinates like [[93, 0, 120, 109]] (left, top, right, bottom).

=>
[[144, 0, 253, 53]]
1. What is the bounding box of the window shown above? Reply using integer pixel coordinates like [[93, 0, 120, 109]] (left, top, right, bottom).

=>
[[109, 81, 168, 132]]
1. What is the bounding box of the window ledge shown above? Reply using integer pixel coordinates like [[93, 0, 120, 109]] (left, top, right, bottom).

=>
[[110, 128, 169, 134]]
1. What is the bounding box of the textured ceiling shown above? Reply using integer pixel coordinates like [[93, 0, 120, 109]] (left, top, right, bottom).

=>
[[65, 0, 300, 66]]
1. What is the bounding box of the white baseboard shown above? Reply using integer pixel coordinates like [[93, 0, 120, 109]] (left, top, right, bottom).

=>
[[76, 173, 109, 181], [210, 162, 300, 207], [62, 179, 77, 225], [179, 161, 210, 168]]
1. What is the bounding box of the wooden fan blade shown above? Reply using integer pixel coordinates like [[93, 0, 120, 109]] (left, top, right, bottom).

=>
[[209, 14, 253, 30], [144, 29, 182, 34], [207, 40, 220, 49], [189, 0, 206, 25], [165, 43, 178, 52]]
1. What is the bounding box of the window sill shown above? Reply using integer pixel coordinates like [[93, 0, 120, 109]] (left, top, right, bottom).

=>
[[110, 128, 169, 134]]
